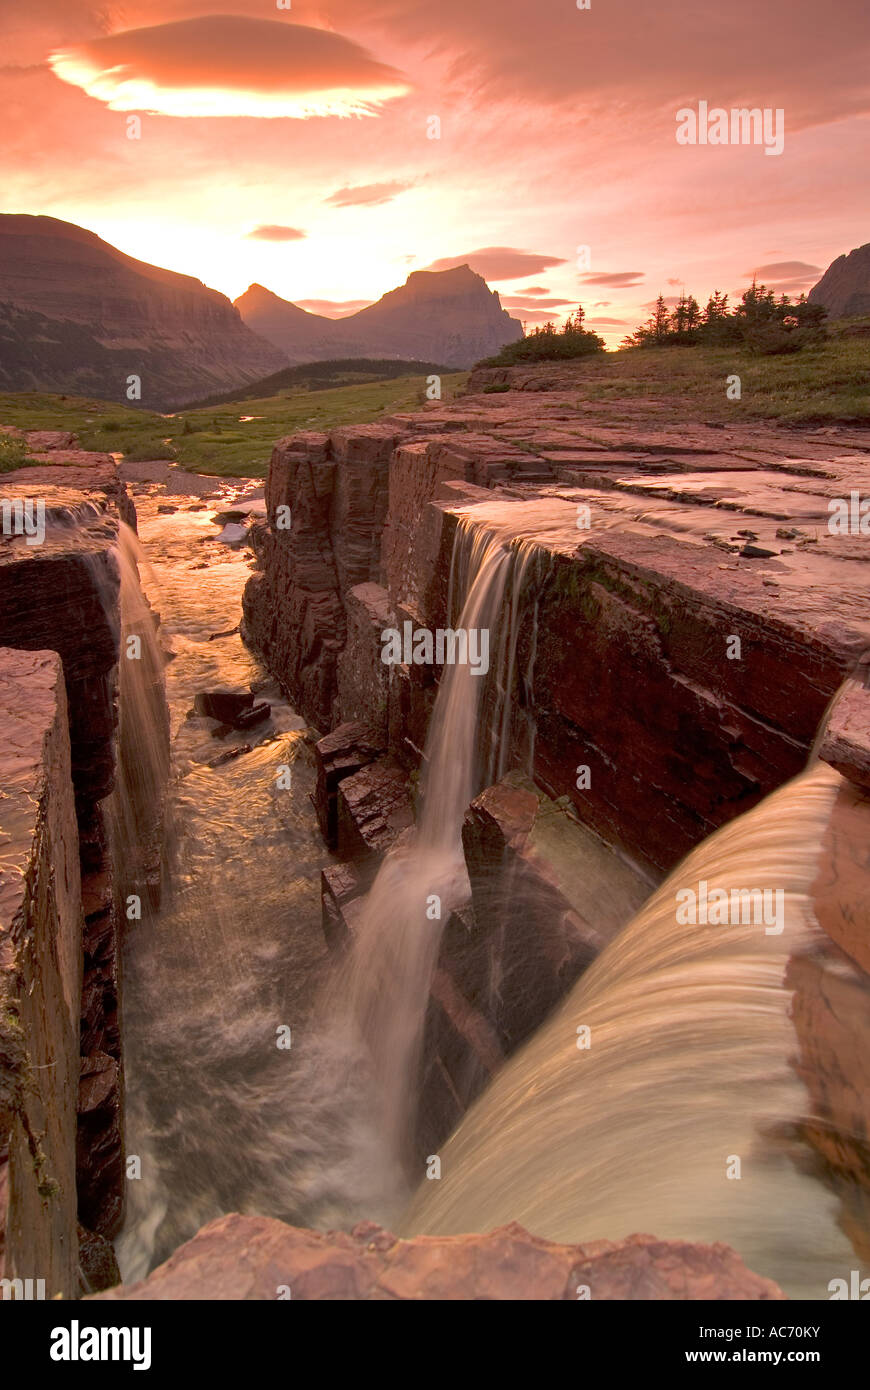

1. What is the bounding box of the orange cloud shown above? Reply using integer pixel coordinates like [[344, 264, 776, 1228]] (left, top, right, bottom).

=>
[[325, 180, 414, 207], [502, 295, 574, 310], [48, 15, 411, 118], [425, 248, 568, 279], [296, 298, 375, 316], [580, 271, 645, 287], [247, 225, 306, 241]]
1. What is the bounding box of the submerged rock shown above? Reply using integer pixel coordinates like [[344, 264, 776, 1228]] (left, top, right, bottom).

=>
[[232, 700, 271, 731], [207, 744, 252, 769], [214, 522, 249, 548], [194, 689, 254, 723]]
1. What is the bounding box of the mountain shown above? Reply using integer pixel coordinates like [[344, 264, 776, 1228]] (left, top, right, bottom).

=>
[[808, 243, 870, 319], [234, 284, 356, 361], [0, 215, 286, 408], [235, 265, 523, 367]]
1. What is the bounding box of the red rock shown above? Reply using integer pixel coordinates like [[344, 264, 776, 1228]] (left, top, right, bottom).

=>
[[90, 1212, 785, 1301], [313, 721, 384, 848], [336, 758, 414, 866], [819, 674, 870, 791], [0, 648, 82, 1300], [194, 689, 254, 722]]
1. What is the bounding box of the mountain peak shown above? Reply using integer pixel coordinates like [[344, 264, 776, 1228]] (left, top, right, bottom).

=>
[[809, 242, 870, 318], [237, 263, 522, 367]]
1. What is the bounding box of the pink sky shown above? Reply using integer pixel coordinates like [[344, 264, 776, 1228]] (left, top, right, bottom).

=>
[[2, 1, 868, 346]]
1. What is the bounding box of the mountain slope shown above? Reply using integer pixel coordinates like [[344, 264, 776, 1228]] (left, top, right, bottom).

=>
[[235, 264, 522, 367], [0, 215, 286, 408], [809, 243, 870, 319]]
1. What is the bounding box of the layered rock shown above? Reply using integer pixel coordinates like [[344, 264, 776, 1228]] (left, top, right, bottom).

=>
[[0, 443, 162, 1243], [248, 366, 870, 1225], [243, 425, 401, 730], [92, 1212, 784, 1301], [0, 649, 82, 1299], [248, 373, 870, 875], [789, 676, 870, 1257]]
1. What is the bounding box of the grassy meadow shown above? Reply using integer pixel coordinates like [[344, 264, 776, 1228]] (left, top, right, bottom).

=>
[[0, 320, 866, 480]]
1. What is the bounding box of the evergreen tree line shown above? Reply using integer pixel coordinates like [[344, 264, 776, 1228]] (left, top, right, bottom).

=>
[[485, 281, 828, 366], [622, 281, 827, 354]]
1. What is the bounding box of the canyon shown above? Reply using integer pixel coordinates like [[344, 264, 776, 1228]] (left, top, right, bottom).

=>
[[1, 359, 869, 1299]]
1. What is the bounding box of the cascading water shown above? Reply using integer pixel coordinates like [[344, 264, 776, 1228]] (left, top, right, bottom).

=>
[[98, 482, 866, 1299], [331, 503, 574, 1179], [102, 522, 171, 905], [113, 497, 391, 1281], [400, 757, 861, 1298]]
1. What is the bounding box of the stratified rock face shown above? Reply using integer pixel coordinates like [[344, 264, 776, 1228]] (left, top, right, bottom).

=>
[[788, 684, 870, 1257], [412, 772, 655, 1156], [248, 374, 870, 875], [91, 1212, 785, 1300], [809, 243, 870, 319], [0, 444, 156, 1241], [243, 425, 400, 730], [0, 215, 286, 408], [819, 674, 870, 790], [236, 264, 523, 368], [0, 649, 82, 1300]]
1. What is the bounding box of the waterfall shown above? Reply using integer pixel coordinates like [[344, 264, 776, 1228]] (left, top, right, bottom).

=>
[[333, 503, 570, 1175], [102, 521, 170, 907], [400, 758, 859, 1298]]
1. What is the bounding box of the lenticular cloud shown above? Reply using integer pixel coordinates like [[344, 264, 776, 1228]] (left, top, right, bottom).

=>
[[48, 14, 411, 118]]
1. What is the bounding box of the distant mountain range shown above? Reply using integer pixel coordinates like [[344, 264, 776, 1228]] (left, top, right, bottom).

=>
[[0, 215, 286, 407], [234, 265, 522, 369], [0, 215, 522, 408]]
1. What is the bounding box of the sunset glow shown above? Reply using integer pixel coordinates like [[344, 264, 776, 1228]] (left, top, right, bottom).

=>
[[4, 2, 870, 343]]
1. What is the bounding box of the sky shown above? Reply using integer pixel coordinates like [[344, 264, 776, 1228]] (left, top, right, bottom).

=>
[[1, 1, 868, 347]]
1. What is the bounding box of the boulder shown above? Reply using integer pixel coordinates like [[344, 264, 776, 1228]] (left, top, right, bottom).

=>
[[336, 758, 414, 867], [194, 689, 255, 723], [312, 721, 384, 848], [232, 701, 271, 731], [90, 1212, 785, 1301]]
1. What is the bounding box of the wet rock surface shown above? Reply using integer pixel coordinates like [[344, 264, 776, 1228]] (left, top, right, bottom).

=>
[[245, 367, 870, 873], [92, 1211, 786, 1300], [0, 648, 82, 1298]]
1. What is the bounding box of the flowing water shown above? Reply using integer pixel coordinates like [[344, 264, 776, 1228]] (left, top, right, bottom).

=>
[[101, 522, 170, 904], [401, 759, 860, 1298], [331, 504, 578, 1173], [114, 493, 388, 1281], [108, 484, 864, 1297]]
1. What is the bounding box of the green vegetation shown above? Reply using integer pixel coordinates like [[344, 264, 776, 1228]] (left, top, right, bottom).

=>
[[0, 434, 36, 472], [483, 307, 606, 365], [187, 357, 458, 408], [0, 368, 467, 478], [623, 282, 827, 354], [558, 321, 870, 423]]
